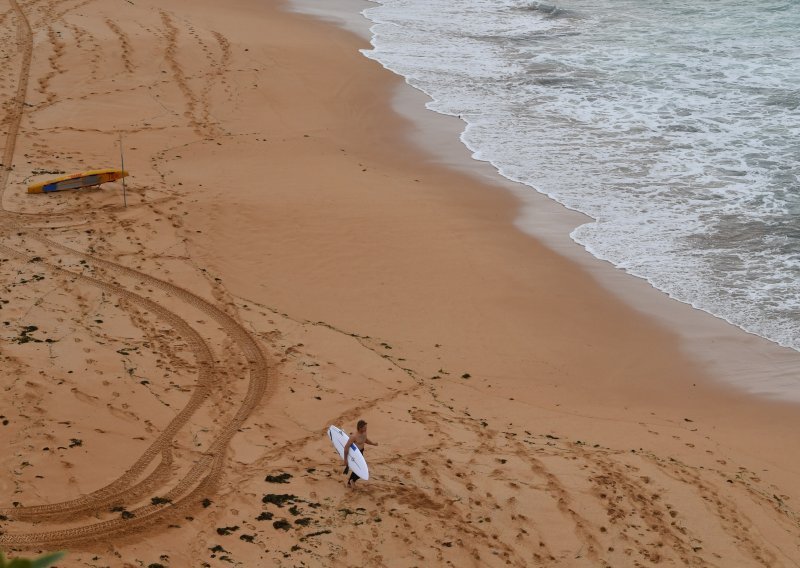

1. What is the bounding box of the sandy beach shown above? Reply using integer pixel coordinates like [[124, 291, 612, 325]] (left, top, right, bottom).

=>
[[1, 0, 799, 566]]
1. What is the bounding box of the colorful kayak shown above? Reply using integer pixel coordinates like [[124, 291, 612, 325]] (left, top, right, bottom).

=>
[[27, 168, 128, 194]]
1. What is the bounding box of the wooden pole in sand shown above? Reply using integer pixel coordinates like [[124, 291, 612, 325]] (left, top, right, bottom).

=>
[[119, 133, 127, 207]]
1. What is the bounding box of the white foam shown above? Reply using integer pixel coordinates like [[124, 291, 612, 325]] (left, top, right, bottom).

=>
[[286, 0, 374, 39], [290, 0, 800, 399], [361, 0, 800, 356]]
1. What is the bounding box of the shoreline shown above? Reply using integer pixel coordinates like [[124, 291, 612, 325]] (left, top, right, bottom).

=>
[[292, 0, 800, 403], [1, 0, 799, 564]]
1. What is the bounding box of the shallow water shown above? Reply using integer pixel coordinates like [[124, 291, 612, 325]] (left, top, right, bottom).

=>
[[360, 0, 800, 352]]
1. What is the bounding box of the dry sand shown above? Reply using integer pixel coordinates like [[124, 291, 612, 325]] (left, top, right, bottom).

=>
[[1, 0, 799, 566]]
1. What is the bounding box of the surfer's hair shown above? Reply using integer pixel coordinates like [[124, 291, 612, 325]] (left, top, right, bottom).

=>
[[357, 420, 367, 430]]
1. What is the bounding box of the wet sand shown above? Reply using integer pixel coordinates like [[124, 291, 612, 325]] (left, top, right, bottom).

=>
[[0, 0, 799, 565]]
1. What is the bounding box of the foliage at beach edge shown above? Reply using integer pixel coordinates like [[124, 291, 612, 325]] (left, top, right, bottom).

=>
[[0, 551, 65, 568]]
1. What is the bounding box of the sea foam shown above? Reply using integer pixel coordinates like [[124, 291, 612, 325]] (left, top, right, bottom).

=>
[[360, 0, 800, 351]]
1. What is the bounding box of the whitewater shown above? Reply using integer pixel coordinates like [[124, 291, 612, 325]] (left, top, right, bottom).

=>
[[354, 0, 800, 352]]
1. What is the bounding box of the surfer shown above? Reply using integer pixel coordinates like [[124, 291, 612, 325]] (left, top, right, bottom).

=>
[[344, 419, 377, 487]]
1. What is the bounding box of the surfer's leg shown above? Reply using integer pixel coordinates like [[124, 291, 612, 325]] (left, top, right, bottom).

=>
[[347, 471, 359, 487]]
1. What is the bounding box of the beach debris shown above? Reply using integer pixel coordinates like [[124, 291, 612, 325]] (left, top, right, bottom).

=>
[[264, 472, 292, 484], [209, 545, 227, 553], [216, 525, 239, 536], [262, 494, 297, 508], [12, 325, 43, 344], [272, 519, 291, 531]]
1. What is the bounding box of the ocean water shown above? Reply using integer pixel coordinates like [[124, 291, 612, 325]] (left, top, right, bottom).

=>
[[358, 0, 800, 352]]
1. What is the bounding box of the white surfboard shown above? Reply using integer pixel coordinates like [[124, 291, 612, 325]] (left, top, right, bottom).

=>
[[328, 425, 369, 481]]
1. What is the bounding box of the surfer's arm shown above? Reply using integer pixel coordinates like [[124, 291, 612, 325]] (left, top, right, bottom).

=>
[[365, 437, 378, 446], [343, 434, 356, 462]]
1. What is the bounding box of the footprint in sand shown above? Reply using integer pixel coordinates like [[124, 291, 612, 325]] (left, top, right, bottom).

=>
[[107, 403, 139, 422], [71, 387, 99, 405]]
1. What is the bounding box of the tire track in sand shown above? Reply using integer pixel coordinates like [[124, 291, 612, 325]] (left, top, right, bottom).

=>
[[0, 234, 270, 547], [0, 1, 273, 549], [0, 0, 32, 199]]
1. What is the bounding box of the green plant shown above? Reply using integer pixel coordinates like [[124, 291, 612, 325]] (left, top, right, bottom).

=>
[[0, 551, 65, 568]]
